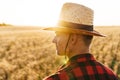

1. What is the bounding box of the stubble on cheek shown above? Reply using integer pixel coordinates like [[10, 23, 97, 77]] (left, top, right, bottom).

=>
[[55, 43, 59, 55], [56, 43, 64, 55]]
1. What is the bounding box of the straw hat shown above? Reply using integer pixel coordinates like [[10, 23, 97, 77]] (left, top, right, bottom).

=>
[[44, 2, 105, 37]]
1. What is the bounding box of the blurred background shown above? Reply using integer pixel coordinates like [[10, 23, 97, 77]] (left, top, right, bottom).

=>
[[0, 0, 120, 26], [0, 0, 120, 80]]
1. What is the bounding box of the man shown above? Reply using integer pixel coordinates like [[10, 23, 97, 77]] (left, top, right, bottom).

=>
[[43, 2, 119, 80]]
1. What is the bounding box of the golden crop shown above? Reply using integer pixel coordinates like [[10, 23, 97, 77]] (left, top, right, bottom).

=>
[[0, 26, 120, 80]]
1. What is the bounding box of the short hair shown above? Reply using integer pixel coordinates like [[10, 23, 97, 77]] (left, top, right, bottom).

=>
[[82, 35, 93, 46]]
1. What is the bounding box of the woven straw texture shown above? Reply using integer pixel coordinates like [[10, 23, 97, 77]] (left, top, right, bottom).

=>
[[59, 3, 93, 25]]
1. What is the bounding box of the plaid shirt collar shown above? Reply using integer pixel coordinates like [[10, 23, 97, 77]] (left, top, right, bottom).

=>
[[67, 53, 96, 64], [59, 53, 96, 70]]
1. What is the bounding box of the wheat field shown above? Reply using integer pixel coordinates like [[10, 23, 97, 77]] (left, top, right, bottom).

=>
[[0, 26, 120, 80]]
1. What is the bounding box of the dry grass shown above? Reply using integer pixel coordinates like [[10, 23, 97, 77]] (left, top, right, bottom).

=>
[[0, 26, 120, 80]]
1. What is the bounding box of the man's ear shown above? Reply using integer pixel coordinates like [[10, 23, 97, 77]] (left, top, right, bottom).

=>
[[70, 34, 78, 45]]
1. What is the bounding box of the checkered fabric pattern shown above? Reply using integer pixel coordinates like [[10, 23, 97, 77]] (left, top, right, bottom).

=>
[[44, 53, 119, 80]]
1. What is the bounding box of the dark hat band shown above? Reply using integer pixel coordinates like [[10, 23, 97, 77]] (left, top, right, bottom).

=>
[[58, 20, 93, 31]]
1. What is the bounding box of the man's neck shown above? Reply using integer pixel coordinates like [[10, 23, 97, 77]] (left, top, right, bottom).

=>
[[67, 48, 90, 59]]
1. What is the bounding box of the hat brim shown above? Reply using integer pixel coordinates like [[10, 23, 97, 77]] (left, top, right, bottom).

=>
[[43, 27, 106, 37]]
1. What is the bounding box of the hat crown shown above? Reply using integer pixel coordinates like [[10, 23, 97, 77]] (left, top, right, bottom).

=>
[[59, 3, 94, 25]]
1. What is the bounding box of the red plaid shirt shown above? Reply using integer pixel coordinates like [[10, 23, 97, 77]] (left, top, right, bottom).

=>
[[44, 53, 119, 80]]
